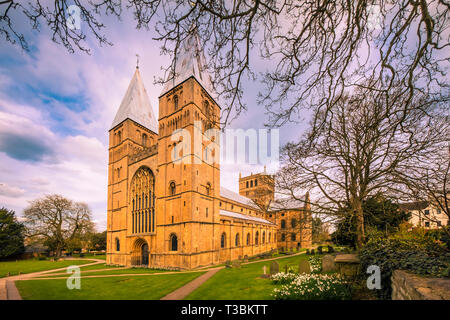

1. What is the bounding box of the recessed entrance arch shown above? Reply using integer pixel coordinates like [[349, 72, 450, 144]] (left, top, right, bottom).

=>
[[131, 238, 150, 266]]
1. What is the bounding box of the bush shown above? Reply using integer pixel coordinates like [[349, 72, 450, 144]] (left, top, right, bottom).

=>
[[359, 236, 450, 300], [272, 273, 351, 300]]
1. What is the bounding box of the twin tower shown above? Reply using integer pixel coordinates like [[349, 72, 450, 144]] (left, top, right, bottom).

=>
[[106, 33, 282, 269]]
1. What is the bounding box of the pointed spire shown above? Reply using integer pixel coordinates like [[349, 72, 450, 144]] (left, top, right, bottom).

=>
[[111, 68, 158, 133], [160, 28, 214, 98]]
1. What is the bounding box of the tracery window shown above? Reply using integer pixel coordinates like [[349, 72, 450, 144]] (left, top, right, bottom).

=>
[[262, 231, 266, 244], [130, 167, 155, 234], [255, 231, 259, 245], [247, 233, 250, 245], [235, 233, 240, 246]]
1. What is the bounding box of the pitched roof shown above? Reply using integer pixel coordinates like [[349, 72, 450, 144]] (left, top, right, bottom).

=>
[[398, 201, 429, 211], [220, 210, 275, 225], [220, 186, 259, 209], [111, 68, 158, 133], [160, 30, 214, 98]]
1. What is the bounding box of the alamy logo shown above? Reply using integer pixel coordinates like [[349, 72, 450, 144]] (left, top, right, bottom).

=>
[[66, 265, 81, 290], [170, 121, 280, 168], [66, 5, 81, 30], [366, 265, 381, 290]]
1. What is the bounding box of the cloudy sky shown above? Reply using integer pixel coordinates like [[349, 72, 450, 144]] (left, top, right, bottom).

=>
[[0, 7, 306, 231]]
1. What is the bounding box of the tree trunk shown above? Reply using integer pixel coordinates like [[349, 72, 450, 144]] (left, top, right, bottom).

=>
[[354, 200, 365, 250]]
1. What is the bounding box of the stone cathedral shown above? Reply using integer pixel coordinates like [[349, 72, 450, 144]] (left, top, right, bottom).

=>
[[106, 33, 312, 269]]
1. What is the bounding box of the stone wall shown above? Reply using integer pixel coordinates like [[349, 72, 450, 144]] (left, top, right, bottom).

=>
[[391, 270, 450, 300]]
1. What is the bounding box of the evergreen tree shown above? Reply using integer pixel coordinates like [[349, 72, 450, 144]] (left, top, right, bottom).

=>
[[0, 207, 25, 258]]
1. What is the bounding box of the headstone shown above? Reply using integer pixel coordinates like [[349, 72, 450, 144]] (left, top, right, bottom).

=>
[[225, 260, 232, 268], [232, 260, 241, 268], [290, 247, 294, 252], [298, 260, 311, 274], [243, 255, 249, 263], [270, 261, 279, 275], [261, 265, 270, 278], [322, 255, 336, 272]]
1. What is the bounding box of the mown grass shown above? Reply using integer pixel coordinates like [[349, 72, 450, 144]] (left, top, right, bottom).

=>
[[16, 272, 205, 300], [185, 253, 310, 300], [0, 259, 97, 278]]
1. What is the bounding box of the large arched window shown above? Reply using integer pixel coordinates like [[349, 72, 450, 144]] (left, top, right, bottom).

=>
[[281, 233, 286, 241], [281, 219, 286, 229], [130, 167, 155, 234], [235, 233, 240, 246], [291, 233, 296, 241], [255, 231, 259, 245], [269, 232, 271, 243], [262, 231, 266, 244], [169, 182, 176, 195], [115, 238, 120, 251], [221, 233, 226, 248], [170, 234, 178, 251], [246, 233, 250, 245]]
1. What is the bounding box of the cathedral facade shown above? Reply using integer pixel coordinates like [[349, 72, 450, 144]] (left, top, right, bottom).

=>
[[106, 33, 311, 270]]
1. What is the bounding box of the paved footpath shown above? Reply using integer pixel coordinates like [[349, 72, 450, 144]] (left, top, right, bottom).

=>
[[160, 268, 223, 300]]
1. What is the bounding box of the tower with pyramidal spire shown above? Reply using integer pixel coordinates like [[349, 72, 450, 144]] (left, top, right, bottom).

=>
[[106, 30, 311, 269]]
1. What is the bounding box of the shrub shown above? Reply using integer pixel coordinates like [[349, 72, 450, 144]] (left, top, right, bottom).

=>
[[359, 236, 450, 300], [272, 273, 351, 300]]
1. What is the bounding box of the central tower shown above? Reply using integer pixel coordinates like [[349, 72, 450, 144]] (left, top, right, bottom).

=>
[[155, 30, 222, 269]]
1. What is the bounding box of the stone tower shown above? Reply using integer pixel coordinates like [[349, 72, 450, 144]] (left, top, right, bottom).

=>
[[239, 166, 275, 211], [107, 67, 158, 266], [155, 30, 222, 269]]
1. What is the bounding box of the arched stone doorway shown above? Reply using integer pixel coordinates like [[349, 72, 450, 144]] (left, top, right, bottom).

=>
[[132, 238, 149, 267]]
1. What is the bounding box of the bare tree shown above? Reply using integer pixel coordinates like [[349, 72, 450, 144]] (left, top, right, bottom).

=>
[[23, 194, 93, 256], [276, 87, 449, 249], [2, 1, 448, 127], [399, 145, 450, 233]]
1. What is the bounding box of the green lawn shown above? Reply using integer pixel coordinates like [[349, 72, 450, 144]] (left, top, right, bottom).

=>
[[186, 253, 310, 300], [0, 259, 97, 278], [37, 267, 173, 278], [16, 272, 205, 300]]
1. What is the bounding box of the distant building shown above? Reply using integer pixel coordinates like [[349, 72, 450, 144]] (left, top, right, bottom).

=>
[[399, 201, 449, 229]]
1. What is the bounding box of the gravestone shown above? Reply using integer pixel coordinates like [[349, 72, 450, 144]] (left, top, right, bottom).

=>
[[290, 247, 294, 252], [322, 255, 336, 272], [270, 261, 279, 275], [298, 260, 311, 274], [225, 260, 232, 268], [232, 260, 241, 268], [261, 265, 270, 278], [243, 255, 249, 263]]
